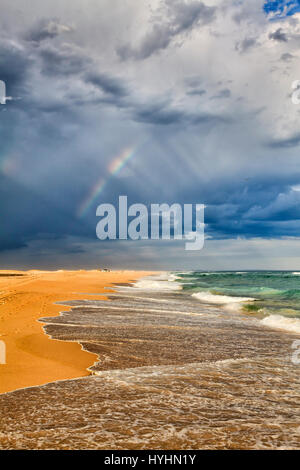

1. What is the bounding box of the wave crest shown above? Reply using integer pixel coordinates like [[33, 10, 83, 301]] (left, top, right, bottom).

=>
[[261, 315, 300, 334], [134, 277, 182, 291], [192, 292, 255, 305]]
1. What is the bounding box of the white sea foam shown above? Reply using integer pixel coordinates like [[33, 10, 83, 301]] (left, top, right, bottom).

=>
[[134, 280, 181, 291], [168, 274, 181, 281], [261, 314, 300, 334], [192, 292, 255, 305], [292, 272, 300, 275], [134, 275, 182, 291], [223, 303, 246, 313]]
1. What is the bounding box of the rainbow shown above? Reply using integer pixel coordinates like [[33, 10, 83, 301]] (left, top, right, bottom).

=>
[[77, 145, 137, 217]]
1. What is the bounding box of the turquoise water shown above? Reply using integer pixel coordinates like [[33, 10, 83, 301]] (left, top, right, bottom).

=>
[[174, 271, 300, 318]]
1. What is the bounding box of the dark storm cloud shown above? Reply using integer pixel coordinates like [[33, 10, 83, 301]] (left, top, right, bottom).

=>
[[203, 177, 300, 239], [117, 0, 216, 60], [2, 1, 300, 269], [244, 189, 300, 222], [0, 174, 94, 254], [0, 40, 32, 96], [269, 28, 288, 42]]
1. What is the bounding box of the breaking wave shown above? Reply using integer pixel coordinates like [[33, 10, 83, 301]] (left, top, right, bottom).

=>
[[192, 291, 255, 305], [261, 315, 300, 334]]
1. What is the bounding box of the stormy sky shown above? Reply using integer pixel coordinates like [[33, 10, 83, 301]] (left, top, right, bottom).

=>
[[1, 0, 300, 270]]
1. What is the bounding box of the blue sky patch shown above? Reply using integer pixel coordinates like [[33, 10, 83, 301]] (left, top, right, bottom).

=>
[[264, 0, 300, 18]]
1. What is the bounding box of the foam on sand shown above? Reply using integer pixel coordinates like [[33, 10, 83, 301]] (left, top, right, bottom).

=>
[[261, 314, 300, 334]]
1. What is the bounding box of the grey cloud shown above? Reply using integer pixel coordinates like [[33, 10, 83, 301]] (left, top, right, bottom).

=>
[[24, 18, 73, 43], [132, 99, 230, 126], [2, 29, 219, 130], [85, 72, 129, 98], [280, 52, 294, 62], [117, 0, 216, 60], [235, 37, 257, 53], [266, 133, 300, 149], [39, 43, 91, 76], [117, 25, 172, 61], [232, 12, 245, 24], [184, 76, 203, 88], [133, 101, 186, 125], [36, 42, 129, 103], [269, 28, 288, 42], [190, 112, 230, 125], [210, 88, 231, 100], [186, 88, 206, 96], [34, 38, 226, 127], [185, 76, 206, 96], [164, 0, 215, 33]]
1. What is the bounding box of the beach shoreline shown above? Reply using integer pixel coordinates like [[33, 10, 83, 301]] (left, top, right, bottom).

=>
[[0, 269, 155, 394], [0, 271, 299, 449]]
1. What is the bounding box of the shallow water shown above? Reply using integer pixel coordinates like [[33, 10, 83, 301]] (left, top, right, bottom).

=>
[[0, 273, 299, 449]]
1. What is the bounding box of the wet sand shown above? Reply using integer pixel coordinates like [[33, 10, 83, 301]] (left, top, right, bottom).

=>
[[0, 270, 152, 394]]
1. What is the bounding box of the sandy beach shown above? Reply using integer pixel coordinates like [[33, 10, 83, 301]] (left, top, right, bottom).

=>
[[0, 269, 152, 394]]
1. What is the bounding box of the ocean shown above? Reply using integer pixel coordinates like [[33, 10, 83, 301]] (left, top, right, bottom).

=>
[[174, 271, 300, 334], [0, 271, 299, 449]]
